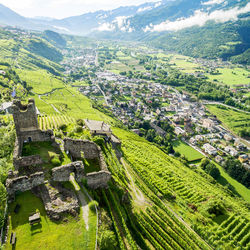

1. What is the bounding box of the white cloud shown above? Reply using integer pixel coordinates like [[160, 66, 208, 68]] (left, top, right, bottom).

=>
[[95, 22, 115, 31], [137, 6, 153, 13], [154, 1, 162, 8], [144, 3, 250, 32], [115, 16, 128, 29], [202, 0, 225, 5], [94, 15, 134, 32]]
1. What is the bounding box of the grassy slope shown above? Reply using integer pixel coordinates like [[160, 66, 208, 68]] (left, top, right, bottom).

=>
[[16, 69, 114, 122], [206, 105, 250, 135], [6, 191, 96, 250], [172, 139, 204, 162], [213, 161, 250, 203]]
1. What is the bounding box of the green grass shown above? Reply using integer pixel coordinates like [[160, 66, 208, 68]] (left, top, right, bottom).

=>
[[213, 161, 250, 203], [6, 191, 95, 250], [17, 69, 65, 94], [206, 67, 250, 86], [82, 158, 101, 174], [206, 105, 250, 136], [172, 139, 204, 162], [22, 141, 71, 170]]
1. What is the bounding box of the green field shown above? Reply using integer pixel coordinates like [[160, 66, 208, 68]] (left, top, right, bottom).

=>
[[172, 139, 204, 162], [206, 105, 250, 136], [169, 54, 200, 73], [6, 191, 96, 250], [207, 67, 250, 86]]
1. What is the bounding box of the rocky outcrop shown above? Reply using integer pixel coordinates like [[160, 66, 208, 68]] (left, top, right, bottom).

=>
[[52, 161, 85, 182]]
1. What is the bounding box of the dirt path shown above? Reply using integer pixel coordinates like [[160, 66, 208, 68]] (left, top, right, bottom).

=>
[[77, 190, 89, 231], [38, 95, 61, 114], [69, 175, 89, 230], [120, 158, 147, 206]]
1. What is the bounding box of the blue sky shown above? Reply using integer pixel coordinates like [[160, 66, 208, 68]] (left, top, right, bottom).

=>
[[0, 0, 159, 19]]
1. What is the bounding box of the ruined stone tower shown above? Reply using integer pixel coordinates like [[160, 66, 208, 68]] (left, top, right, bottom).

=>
[[12, 99, 53, 144], [12, 99, 39, 138]]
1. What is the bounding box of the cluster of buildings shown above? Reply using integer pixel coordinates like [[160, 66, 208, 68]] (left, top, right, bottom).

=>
[[66, 45, 249, 171]]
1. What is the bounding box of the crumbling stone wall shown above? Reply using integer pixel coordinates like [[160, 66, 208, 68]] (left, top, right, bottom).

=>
[[19, 129, 54, 143], [6, 172, 44, 196], [52, 161, 85, 182], [86, 171, 111, 189], [13, 155, 43, 170], [64, 138, 100, 159]]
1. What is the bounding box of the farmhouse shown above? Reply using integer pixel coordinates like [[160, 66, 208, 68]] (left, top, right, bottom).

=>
[[225, 146, 238, 157], [174, 126, 186, 135], [84, 119, 112, 137], [238, 154, 248, 163]]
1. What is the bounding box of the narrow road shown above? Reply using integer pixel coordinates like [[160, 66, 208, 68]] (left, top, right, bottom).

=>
[[89, 76, 109, 105], [203, 101, 250, 114]]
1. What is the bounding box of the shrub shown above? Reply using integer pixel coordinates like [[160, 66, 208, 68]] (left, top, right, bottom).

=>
[[98, 230, 117, 250], [93, 137, 105, 146], [22, 144, 33, 155], [75, 125, 83, 133], [50, 154, 61, 166], [89, 200, 98, 212], [59, 123, 67, 130], [76, 119, 84, 126]]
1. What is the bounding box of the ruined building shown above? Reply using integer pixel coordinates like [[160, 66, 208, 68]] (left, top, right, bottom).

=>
[[6, 99, 112, 219]]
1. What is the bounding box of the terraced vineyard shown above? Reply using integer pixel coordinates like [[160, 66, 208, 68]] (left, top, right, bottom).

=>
[[113, 128, 250, 249], [38, 114, 75, 130]]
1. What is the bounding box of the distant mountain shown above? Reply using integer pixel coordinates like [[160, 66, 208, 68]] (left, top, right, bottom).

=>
[[0, 4, 30, 27], [0, 0, 249, 64], [0, 1, 167, 35]]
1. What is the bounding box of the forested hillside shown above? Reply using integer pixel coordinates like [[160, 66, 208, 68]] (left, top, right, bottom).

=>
[[147, 19, 250, 64]]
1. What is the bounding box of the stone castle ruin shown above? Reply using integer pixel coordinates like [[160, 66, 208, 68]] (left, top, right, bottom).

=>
[[6, 99, 112, 220], [63, 138, 111, 188], [12, 99, 57, 170]]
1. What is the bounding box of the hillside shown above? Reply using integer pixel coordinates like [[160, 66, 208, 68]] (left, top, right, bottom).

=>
[[0, 25, 249, 249]]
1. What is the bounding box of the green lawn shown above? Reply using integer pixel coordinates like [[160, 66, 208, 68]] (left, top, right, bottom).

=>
[[172, 140, 204, 162], [6, 191, 96, 250], [206, 105, 250, 136]]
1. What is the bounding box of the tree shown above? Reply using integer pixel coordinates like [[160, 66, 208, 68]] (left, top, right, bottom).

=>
[[99, 230, 117, 250], [207, 164, 221, 179]]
